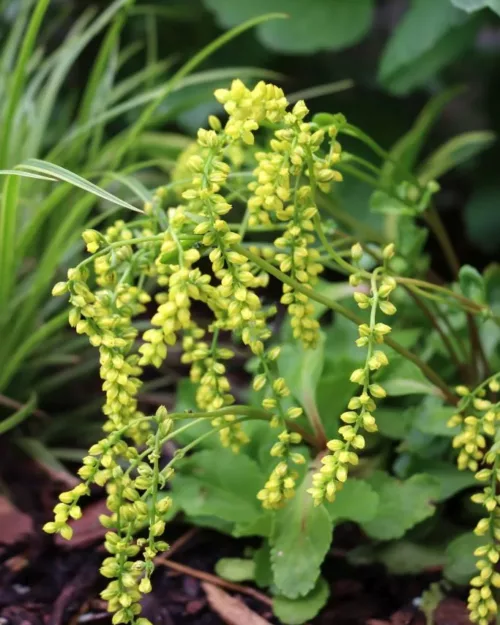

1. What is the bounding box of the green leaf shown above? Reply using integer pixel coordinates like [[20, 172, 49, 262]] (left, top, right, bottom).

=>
[[323, 314, 360, 365], [349, 540, 445, 575], [215, 558, 256, 582], [254, 541, 273, 588], [312, 112, 347, 129], [484, 263, 500, 315], [380, 358, 442, 397], [271, 478, 333, 598], [444, 531, 483, 584], [378, 0, 479, 94], [381, 87, 464, 187], [172, 379, 216, 448], [370, 190, 417, 216], [459, 264, 486, 305], [451, 0, 500, 16], [325, 479, 379, 524], [233, 514, 273, 539], [396, 451, 476, 501], [361, 472, 440, 540], [376, 407, 414, 440], [272, 577, 330, 625], [278, 332, 325, 417], [413, 397, 460, 437], [171, 449, 265, 526], [418, 131, 495, 184], [465, 188, 500, 254], [203, 0, 374, 54], [396, 217, 429, 264], [315, 372, 353, 440], [417, 462, 477, 501]]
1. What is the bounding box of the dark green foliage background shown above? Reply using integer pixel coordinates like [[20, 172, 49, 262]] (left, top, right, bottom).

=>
[[3, 0, 500, 263]]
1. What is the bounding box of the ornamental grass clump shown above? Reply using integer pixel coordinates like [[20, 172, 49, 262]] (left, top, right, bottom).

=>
[[43, 80, 500, 625]]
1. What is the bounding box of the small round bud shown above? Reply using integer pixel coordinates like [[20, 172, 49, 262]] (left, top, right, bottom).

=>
[[52, 281, 68, 297], [351, 243, 363, 261], [382, 243, 395, 260]]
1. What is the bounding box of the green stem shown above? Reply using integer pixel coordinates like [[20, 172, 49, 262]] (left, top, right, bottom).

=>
[[405, 285, 465, 376], [424, 204, 489, 381], [336, 162, 380, 188], [425, 205, 460, 276], [343, 153, 382, 178], [394, 276, 484, 312], [234, 243, 457, 405], [305, 149, 362, 277], [319, 196, 385, 244], [147, 420, 162, 555]]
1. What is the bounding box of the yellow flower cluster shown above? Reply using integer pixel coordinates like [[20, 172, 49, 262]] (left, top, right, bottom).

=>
[[54, 259, 150, 444], [257, 429, 305, 509], [253, 345, 305, 509], [246, 98, 342, 348], [308, 245, 397, 506], [448, 376, 500, 625], [45, 407, 177, 625], [48, 80, 348, 622]]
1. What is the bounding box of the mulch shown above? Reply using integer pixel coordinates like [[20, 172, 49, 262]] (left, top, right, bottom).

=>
[[0, 439, 473, 625]]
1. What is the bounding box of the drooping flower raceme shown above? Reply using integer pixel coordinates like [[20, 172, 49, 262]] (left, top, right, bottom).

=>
[[46, 80, 346, 624]]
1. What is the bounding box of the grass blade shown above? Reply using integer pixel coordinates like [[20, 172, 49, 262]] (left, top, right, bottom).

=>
[[0, 175, 20, 310], [27, 0, 132, 160], [0, 309, 69, 391], [287, 79, 354, 104], [0, 0, 51, 167], [0, 393, 37, 435], [18, 159, 144, 213], [0, 169, 56, 181], [50, 66, 282, 158], [110, 12, 287, 168]]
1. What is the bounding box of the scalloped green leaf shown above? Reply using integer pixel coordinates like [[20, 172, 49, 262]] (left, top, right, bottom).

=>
[[444, 532, 483, 584], [215, 558, 256, 582], [379, 0, 479, 94], [459, 264, 486, 305], [379, 358, 442, 397], [361, 472, 440, 540], [171, 449, 265, 526], [273, 577, 330, 625], [324, 479, 379, 524], [271, 478, 333, 598], [278, 332, 325, 423], [203, 0, 374, 54], [451, 0, 500, 15]]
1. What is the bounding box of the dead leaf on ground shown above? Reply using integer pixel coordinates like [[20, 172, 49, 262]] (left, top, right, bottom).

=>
[[55, 499, 108, 548], [434, 598, 472, 625], [202, 581, 271, 625], [0, 496, 33, 545]]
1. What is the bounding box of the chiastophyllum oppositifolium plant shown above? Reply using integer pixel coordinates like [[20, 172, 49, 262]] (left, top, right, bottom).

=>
[[43, 79, 500, 625], [0, 1, 285, 441]]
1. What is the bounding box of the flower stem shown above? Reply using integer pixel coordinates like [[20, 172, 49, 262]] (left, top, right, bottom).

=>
[[235, 243, 457, 405]]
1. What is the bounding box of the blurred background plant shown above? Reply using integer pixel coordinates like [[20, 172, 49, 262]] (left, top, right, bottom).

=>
[[0, 0, 281, 463], [0, 1, 500, 623]]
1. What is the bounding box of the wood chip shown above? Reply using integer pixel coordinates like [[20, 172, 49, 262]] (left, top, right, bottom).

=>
[[0, 496, 33, 545], [202, 581, 272, 625]]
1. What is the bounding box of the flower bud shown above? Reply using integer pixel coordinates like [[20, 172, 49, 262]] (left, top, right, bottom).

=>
[[369, 384, 387, 399], [350, 369, 365, 384], [351, 243, 363, 261], [383, 243, 395, 260]]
